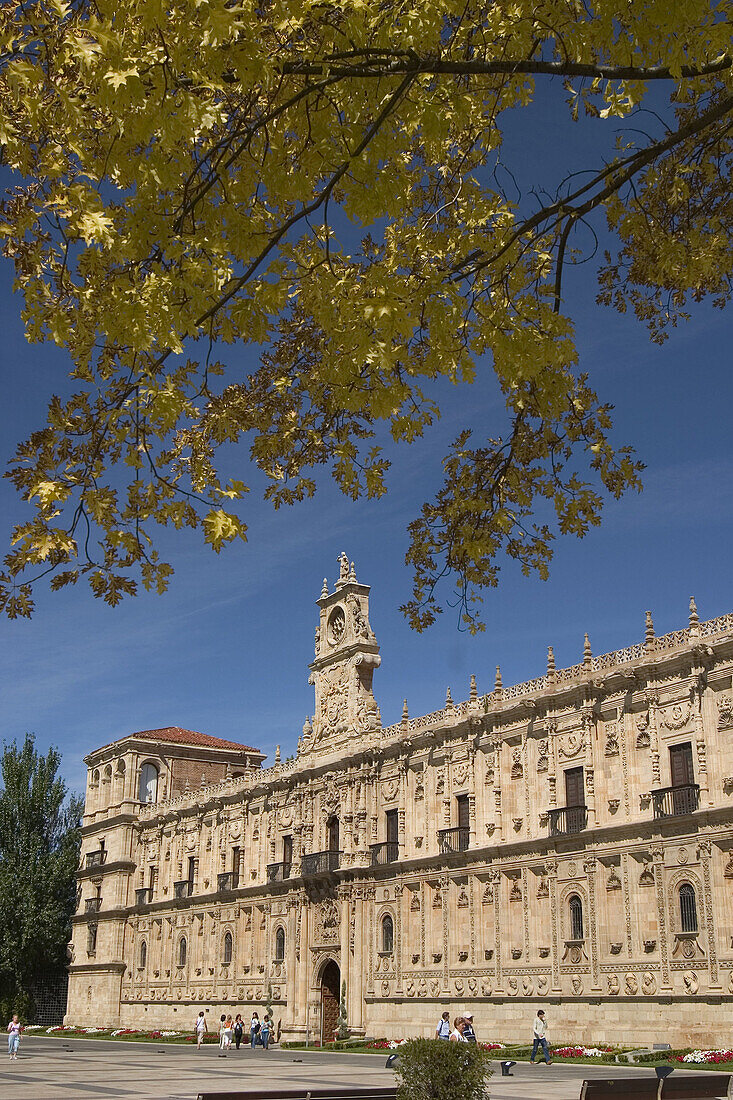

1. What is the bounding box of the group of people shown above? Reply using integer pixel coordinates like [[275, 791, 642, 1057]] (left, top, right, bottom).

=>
[[435, 1009, 477, 1043], [194, 1009, 274, 1052], [435, 1006, 552, 1064]]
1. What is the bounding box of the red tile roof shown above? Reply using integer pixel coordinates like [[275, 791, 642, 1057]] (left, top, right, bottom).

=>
[[114, 726, 261, 753]]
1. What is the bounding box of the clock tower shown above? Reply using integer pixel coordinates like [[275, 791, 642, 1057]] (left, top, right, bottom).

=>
[[303, 553, 381, 753]]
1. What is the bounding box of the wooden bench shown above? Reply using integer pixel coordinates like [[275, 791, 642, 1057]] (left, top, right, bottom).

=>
[[197, 1089, 398, 1100], [580, 1075, 732, 1100]]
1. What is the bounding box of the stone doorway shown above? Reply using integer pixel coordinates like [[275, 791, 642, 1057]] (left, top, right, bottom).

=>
[[319, 959, 340, 1044]]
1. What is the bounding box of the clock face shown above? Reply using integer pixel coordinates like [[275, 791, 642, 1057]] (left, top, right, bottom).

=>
[[327, 606, 346, 646]]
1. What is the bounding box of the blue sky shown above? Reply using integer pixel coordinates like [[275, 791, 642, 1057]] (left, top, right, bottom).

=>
[[1, 87, 731, 796]]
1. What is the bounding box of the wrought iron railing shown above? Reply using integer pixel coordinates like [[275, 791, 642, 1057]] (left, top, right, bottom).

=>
[[652, 784, 700, 819], [135, 888, 151, 906], [266, 862, 292, 882], [437, 826, 470, 854], [84, 897, 102, 914], [548, 805, 588, 836], [301, 850, 341, 875], [217, 871, 239, 892], [370, 841, 400, 865], [173, 880, 192, 899], [85, 850, 107, 869]]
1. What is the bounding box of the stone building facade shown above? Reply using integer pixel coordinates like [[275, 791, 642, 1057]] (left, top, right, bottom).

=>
[[67, 555, 733, 1046]]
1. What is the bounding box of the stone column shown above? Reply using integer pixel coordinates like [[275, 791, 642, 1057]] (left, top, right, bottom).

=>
[[350, 888, 365, 1033], [295, 896, 310, 1037], [547, 859, 561, 992]]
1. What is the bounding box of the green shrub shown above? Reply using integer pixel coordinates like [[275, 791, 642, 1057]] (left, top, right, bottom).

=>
[[393, 1038, 492, 1100]]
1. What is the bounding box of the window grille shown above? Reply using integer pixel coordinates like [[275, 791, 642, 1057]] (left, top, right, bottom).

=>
[[569, 894, 584, 940], [382, 914, 394, 954], [679, 884, 698, 933]]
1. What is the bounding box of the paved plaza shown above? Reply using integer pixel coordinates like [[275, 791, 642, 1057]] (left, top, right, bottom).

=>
[[0, 1038, 689, 1100]]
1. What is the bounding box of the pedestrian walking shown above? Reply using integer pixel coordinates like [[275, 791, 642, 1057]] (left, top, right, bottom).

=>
[[7, 1015, 21, 1060], [223, 1015, 234, 1049], [435, 1010, 451, 1040], [461, 1011, 477, 1043], [530, 1009, 552, 1065], [218, 1014, 228, 1055], [260, 1014, 270, 1050], [449, 1017, 468, 1042], [250, 1011, 260, 1049], [194, 1010, 207, 1050], [233, 1014, 244, 1049]]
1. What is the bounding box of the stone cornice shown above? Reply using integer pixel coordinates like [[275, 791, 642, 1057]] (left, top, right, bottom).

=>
[[76, 859, 136, 880]]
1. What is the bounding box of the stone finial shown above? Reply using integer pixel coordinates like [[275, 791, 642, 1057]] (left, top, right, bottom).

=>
[[547, 646, 555, 675], [349, 560, 356, 582], [689, 596, 700, 634], [494, 665, 503, 692], [645, 610, 655, 649], [469, 673, 478, 703], [185, 778, 190, 794], [402, 699, 409, 721], [297, 734, 303, 753], [275, 744, 281, 763], [302, 716, 312, 738], [321, 577, 329, 598], [583, 632, 592, 667], [445, 686, 453, 707]]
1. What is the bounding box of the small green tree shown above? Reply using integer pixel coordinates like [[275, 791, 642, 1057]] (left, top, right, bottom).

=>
[[0, 735, 82, 1019], [336, 980, 349, 1040], [393, 1038, 492, 1100]]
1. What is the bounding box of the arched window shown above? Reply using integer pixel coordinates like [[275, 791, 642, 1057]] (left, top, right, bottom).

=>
[[382, 914, 394, 954], [569, 894, 584, 940], [275, 927, 285, 962], [223, 931, 233, 964], [91, 769, 100, 787], [138, 762, 159, 804], [139, 940, 147, 969], [679, 884, 698, 933], [178, 936, 187, 968]]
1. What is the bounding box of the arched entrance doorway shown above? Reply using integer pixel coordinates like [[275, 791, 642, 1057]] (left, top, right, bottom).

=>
[[319, 959, 340, 1044]]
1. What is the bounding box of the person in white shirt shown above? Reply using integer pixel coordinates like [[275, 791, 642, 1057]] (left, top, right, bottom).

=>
[[194, 1010, 207, 1050], [530, 1009, 552, 1064], [449, 1017, 469, 1042], [7, 1015, 21, 1060], [435, 1011, 451, 1040]]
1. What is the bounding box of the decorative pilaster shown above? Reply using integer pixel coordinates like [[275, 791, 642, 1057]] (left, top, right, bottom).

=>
[[699, 839, 720, 988], [652, 846, 672, 991], [585, 858, 601, 990]]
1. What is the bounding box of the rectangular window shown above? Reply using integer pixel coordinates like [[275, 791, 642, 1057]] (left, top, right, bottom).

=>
[[232, 846, 241, 887], [456, 794, 470, 830], [564, 767, 584, 806], [149, 866, 157, 895], [187, 856, 196, 893], [87, 923, 97, 955], [282, 835, 292, 876], [385, 809, 399, 861]]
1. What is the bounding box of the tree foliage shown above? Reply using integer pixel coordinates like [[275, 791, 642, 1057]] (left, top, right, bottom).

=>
[[0, 1, 731, 627], [0, 735, 82, 1018]]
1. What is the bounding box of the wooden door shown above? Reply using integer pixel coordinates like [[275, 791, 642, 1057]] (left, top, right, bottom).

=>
[[320, 960, 340, 1044]]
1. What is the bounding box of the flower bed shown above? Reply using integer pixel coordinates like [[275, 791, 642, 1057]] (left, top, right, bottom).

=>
[[554, 1046, 614, 1058], [676, 1050, 733, 1064]]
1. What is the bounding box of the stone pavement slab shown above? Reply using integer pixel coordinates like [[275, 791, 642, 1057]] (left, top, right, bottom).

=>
[[0, 1039, 685, 1100]]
